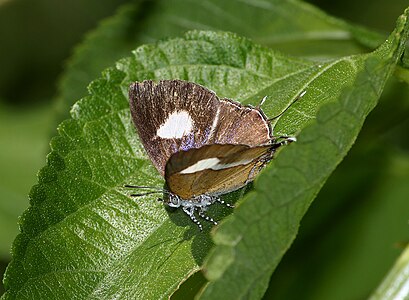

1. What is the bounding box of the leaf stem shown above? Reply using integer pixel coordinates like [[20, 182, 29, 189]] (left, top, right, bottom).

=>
[[369, 244, 409, 300]]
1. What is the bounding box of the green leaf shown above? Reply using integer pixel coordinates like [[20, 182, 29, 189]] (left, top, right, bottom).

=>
[[265, 144, 409, 299], [199, 9, 409, 300], [253, 74, 409, 299], [3, 10, 409, 300], [136, 0, 384, 54], [57, 0, 392, 120], [2, 30, 315, 299], [370, 245, 409, 300]]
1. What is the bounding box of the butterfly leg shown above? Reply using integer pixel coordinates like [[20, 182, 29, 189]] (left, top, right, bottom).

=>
[[274, 136, 296, 147], [215, 197, 234, 208], [256, 96, 268, 109], [198, 209, 218, 226], [245, 150, 273, 184], [182, 206, 203, 231]]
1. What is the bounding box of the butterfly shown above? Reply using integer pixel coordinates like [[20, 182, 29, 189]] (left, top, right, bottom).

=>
[[126, 80, 296, 230]]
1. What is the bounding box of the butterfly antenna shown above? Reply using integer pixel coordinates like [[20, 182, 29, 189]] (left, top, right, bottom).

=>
[[269, 90, 306, 121], [124, 184, 171, 196], [129, 191, 163, 197], [256, 96, 268, 109], [271, 136, 297, 150], [125, 184, 163, 191]]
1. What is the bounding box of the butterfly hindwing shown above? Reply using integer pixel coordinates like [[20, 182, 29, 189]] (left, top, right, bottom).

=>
[[165, 144, 273, 199]]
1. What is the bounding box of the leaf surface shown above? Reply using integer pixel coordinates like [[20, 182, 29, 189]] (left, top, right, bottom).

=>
[[0, 31, 317, 299], [3, 9, 409, 300], [199, 9, 409, 299], [57, 0, 389, 118]]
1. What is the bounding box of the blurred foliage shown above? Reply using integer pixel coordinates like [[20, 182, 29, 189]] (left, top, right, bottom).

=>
[[0, 0, 408, 298], [0, 0, 129, 106], [0, 103, 53, 258], [0, 0, 130, 295]]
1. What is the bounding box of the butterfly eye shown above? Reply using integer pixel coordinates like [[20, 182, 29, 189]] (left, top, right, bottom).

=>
[[168, 195, 181, 208]]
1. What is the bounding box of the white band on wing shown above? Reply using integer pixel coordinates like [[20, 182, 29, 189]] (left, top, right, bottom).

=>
[[180, 157, 253, 174]]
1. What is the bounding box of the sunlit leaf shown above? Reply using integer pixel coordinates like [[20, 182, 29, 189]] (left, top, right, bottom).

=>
[[2, 7, 409, 300], [199, 9, 409, 300], [57, 0, 390, 119]]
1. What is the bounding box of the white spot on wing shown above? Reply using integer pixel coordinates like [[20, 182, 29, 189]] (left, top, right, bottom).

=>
[[180, 157, 254, 174], [212, 158, 253, 170], [180, 158, 220, 174], [157, 111, 193, 139]]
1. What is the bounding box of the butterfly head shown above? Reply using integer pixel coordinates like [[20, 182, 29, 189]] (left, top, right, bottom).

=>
[[166, 193, 181, 208]]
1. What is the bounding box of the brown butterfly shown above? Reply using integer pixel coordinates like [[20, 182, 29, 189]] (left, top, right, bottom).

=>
[[126, 80, 296, 230]]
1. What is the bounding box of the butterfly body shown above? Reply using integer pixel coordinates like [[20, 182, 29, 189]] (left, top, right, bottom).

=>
[[128, 80, 292, 230]]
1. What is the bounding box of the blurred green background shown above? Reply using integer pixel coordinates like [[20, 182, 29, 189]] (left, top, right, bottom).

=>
[[0, 0, 408, 298]]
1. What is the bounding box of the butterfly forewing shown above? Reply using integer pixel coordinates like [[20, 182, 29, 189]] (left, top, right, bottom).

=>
[[129, 80, 274, 177], [129, 80, 219, 175], [165, 144, 273, 199], [209, 98, 272, 146]]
